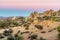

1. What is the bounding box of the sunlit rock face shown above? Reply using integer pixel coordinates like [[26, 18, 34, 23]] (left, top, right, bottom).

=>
[[12, 16, 16, 20], [44, 9, 56, 16], [57, 10, 60, 17], [29, 11, 39, 18], [27, 9, 60, 24]]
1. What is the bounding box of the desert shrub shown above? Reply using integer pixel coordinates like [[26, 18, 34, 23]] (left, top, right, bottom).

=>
[[21, 31, 29, 35], [18, 33, 23, 40], [0, 21, 6, 28], [12, 21, 19, 26], [39, 37, 46, 40], [53, 28, 56, 30], [14, 34, 19, 40], [48, 30, 53, 32], [0, 34, 5, 39], [24, 24, 29, 27], [25, 27, 29, 30], [57, 25, 60, 32], [24, 24, 29, 30], [57, 33, 60, 40], [35, 25, 43, 30], [14, 34, 18, 37], [52, 17, 60, 22], [41, 31, 46, 33], [3, 29, 12, 36], [30, 34, 37, 40], [43, 16, 50, 20], [14, 32, 23, 40], [7, 35, 14, 40], [8, 29, 13, 33], [57, 25, 60, 40]]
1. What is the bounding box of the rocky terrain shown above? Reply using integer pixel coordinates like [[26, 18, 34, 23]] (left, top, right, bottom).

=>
[[0, 9, 60, 40]]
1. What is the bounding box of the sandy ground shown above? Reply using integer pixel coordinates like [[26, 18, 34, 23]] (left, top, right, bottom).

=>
[[0, 21, 60, 40]]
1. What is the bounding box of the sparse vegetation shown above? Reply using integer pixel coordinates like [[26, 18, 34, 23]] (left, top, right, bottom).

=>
[[24, 23, 29, 30], [48, 30, 53, 32], [18, 34, 23, 40], [39, 37, 46, 40], [0, 34, 5, 39], [41, 31, 46, 33], [0, 10, 60, 40], [57, 25, 60, 40], [35, 25, 43, 30], [29, 34, 37, 40], [3, 29, 13, 36], [7, 35, 14, 40]]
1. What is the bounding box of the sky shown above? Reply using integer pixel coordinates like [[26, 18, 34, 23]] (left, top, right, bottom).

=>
[[0, 0, 60, 17]]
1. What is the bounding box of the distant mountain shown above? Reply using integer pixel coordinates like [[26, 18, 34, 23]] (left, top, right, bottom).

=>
[[0, 16, 6, 19]]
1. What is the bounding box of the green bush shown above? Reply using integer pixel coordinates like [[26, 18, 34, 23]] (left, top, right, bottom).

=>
[[18, 34, 23, 40], [57, 25, 60, 32], [57, 25, 60, 40]]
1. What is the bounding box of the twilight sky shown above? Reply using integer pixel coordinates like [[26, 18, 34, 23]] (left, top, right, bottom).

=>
[[0, 0, 60, 17]]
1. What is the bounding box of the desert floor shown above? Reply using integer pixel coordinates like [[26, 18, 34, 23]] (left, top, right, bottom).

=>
[[0, 21, 60, 40]]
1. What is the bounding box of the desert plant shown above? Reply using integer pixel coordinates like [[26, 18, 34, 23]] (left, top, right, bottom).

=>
[[39, 37, 46, 40], [24, 23, 29, 30], [0, 21, 6, 28], [0, 34, 5, 39], [12, 20, 19, 26], [35, 25, 43, 30], [41, 31, 46, 33], [48, 30, 53, 32], [43, 16, 50, 20], [7, 35, 14, 40], [18, 33, 23, 40], [37, 17, 43, 23], [57, 25, 60, 32], [3, 29, 12, 36], [30, 34, 37, 40], [57, 25, 60, 40], [8, 29, 13, 33]]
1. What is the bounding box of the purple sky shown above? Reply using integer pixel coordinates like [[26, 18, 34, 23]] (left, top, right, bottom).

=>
[[0, 0, 60, 10], [0, 0, 60, 17]]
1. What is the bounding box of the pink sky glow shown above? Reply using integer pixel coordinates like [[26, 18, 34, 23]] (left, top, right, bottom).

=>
[[0, 0, 60, 10]]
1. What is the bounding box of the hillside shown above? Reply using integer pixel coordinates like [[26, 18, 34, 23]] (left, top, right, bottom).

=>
[[0, 9, 60, 40]]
